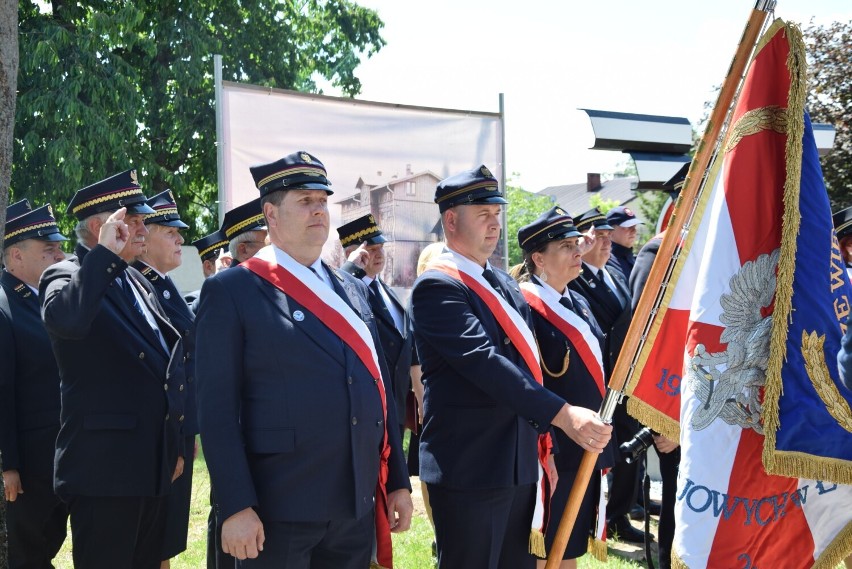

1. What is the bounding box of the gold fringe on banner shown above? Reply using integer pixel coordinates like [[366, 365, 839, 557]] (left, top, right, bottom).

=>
[[671, 553, 689, 569], [587, 536, 607, 562], [626, 397, 680, 442]]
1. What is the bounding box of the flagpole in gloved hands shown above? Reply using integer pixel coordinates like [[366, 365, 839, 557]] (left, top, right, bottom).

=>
[[544, 1, 775, 566]]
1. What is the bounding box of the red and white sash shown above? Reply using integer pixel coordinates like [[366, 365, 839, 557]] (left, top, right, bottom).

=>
[[426, 250, 553, 557], [519, 281, 605, 396], [521, 280, 609, 559], [242, 246, 394, 568]]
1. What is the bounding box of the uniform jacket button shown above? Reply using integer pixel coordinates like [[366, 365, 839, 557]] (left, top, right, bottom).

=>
[[347, 376, 353, 385], [376, 420, 383, 427], [178, 415, 185, 422], [164, 384, 169, 391], [139, 352, 145, 359], [179, 384, 184, 392], [165, 414, 170, 421], [351, 417, 358, 426], [503, 337, 511, 345]]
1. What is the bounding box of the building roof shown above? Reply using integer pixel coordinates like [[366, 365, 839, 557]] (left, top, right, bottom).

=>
[[538, 175, 639, 217], [333, 169, 442, 204]]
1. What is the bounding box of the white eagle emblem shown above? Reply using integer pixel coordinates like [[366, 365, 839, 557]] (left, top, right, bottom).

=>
[[687, 248, 780, 434]]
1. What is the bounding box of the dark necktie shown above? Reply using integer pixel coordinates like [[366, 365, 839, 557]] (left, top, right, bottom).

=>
[[596, 269, 625, 308], [369, 280, 393, 321], [558, 296, 574, 311], [482, 269, 506, 300]]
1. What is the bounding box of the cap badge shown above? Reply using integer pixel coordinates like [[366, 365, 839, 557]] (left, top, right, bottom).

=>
[[300, 152, 311, 163], [624, 208, 634, 216], [480, 166, 492, 178], [369, 214, 376, 224], [130, 170, 138, 185], [555, 207, 566, 215], [293, 310, 305, 322]]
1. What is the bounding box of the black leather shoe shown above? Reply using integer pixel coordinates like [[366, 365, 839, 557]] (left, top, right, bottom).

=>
[[629, 504, 645, 521], [606, 516, 650, 543]]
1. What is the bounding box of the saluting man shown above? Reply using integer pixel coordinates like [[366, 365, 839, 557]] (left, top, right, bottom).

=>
[[410, 166, 611, 568], [1, 200, 70, 568], [338, 214, 416, 442], [40, 170, 186, 569], [196, 150, 412, 567], [134, 189, 198, 568]]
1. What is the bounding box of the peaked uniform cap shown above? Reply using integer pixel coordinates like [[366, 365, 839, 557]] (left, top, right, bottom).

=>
[[574, 207, 613, 232], [221, 198, 266, 240], [144, 190, 189, 228], [249, 151, 333, 197], [518, 206, 581, 253], [67, 169, 155, 220], [4, 203, 69, 247], [337, 214, 387, 247], [192, 230, 229, 262], [606, 205, 643, 228], [434, 165, 507, 213], [6, 199, 32, 221]]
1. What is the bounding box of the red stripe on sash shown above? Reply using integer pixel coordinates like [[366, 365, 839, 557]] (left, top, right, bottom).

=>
[[242, 258, 394, 568], [522, 290, 606, 397], [430, 263, 543, 384]]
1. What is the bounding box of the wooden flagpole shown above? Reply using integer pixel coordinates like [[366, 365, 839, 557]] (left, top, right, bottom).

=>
[[544, 2, 776, 566]]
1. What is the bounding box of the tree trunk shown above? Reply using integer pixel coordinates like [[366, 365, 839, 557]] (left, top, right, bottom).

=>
[[0, 0, 20, 562]]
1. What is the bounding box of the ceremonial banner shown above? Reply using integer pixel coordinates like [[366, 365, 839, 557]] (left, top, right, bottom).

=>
[[625, 19, 852, 568]]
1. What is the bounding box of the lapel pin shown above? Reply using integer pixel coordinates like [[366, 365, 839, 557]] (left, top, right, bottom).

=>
[[293, 310, 305, 321], [163, 290, 171, 300]]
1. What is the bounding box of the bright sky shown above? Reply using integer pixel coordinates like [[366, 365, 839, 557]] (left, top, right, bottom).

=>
[[321, 0, 851, 193]]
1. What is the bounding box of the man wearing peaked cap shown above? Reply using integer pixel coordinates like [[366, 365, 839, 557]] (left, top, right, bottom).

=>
[[606, 205, 643, 279], [185, 230, 229, 316], [196, 150, 412, 567], [338, 214, 416, 446], [411, 167, 595, 568], [135, 190, 197, 566], [67, 168, 156, 263], [568, 207, 644, 544], [1, 200, 70, 568], [221, 198, 267, 264], [40, 171, 187, 568], [192, 230, 229, 279], [433, 164, 508, 212]]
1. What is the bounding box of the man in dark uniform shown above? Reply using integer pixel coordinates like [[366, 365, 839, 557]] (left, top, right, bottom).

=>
[[222, 198, 266, 264], [606, 205, 643, 279], [40, 170, 187, 569], [134, 190, 197, 567], [410, 166, 611, 568], [184, 230, 229, 314], [1, 200, 70, 568], [196, 150, 412, 567], [568, 207, 644, 543], [338, 214, 415, 442]]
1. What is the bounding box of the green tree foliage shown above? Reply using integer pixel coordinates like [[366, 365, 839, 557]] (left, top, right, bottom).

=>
[[505, 175, 553, 266], [804, 20, 852, 209], [15, 0, 385, 239], [588, 193, 620, 214]]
